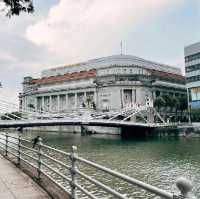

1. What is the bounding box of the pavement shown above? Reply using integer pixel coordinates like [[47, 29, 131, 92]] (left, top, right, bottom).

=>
[[0, 155, 51, 199]]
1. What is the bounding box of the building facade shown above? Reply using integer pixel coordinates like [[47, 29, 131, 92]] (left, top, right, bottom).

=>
[[19, 55, 186, 112], [185, 42, 200, 108]]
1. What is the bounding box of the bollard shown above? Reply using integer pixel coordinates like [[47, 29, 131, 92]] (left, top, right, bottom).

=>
[[70, 146, 77, 199], [37, 137, 43, 180], [175, 177, 196, 198], [17, 132, 22, 165], [5, 132, 8, 156]]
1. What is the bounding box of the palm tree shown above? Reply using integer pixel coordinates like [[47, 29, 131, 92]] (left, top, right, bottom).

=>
[[178, 96, 188, 120], [178, 96, 188, 111], [154, 96, 165, 111], [172, 96, 180, 122], [162, 95, 174, 111]]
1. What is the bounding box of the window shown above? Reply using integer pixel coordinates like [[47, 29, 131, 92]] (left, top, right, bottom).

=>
[[187, 75, 200, 83], [185, 52, 200, 62], [186, 64, 200, 73]]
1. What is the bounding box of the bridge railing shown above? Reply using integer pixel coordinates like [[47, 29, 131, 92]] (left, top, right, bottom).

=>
[[0, 132, 196, 199]]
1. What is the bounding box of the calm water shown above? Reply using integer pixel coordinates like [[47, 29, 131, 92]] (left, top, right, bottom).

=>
[[21, 131, 200, 198]]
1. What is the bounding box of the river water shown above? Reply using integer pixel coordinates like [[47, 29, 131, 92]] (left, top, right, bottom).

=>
[[21, 131, 200, 198]]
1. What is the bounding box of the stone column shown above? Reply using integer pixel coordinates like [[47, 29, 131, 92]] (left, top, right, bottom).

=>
[[94, 91, 97, 104], [84, 92, 86, 102], [42, 97, 45, 111], [121, 89, 125, 108], [49, 96, 52, 112], [75, 93, 77, 109], [132, 89, 136, 105], [24, 97, 27, 110], [22, 97, 25, 110], [120, 89, 123, 108], [65, 94, 68, 111], [57, 95, 60, 112], [34, 97, 37, 111]]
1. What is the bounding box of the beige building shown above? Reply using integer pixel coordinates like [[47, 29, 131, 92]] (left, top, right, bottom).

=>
[[19, 54, 186, 112]]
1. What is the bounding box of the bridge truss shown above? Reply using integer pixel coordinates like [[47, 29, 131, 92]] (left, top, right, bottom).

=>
[[0, 98, 165, 124]]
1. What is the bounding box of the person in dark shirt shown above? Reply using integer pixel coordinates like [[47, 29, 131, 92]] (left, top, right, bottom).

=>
[[32, 136, 41, 148]]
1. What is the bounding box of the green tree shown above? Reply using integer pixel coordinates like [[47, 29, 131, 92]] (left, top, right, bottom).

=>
[[172, 96, 180, 112], [162, 94, 174, 111], [178, 96, 188, 111], [154, 96, 165, 111], [2, 0, 34, 17]]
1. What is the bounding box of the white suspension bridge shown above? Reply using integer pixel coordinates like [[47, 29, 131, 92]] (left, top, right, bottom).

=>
[[0, 98, 171, 129]]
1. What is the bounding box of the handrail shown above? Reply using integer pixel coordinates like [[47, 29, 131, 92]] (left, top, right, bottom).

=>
[[0, 133, 196, 199], [42, 144, 70, 157], [0, 140, 6, 146], [41, 171, 71, 196], [20, 144, 38, 153], [76, 156, 173, 198], [41, 153, 71, 170], [7, 139, 18, 146], [76, 169, 129, 199], [4, 134, 18, 140], [20, 151, 38, 162], [20, 138, 32, 143], [74, 182, 97, 199], [7, 144, 18, 152], [41, 161, 71, 183]]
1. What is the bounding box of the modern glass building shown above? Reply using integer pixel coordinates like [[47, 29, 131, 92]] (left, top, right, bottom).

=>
[[185, 42, 200, 108]]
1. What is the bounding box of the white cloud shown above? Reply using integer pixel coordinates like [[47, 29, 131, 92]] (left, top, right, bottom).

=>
[[0, 51, 16, 62], [26, 0, 177, 63], [165, 56, 185, 75]]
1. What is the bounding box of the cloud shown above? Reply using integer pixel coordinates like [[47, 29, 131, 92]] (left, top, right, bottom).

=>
[[0, 51, 17, 62], [0, 0, 189, 105], [26, 0, 176, 63]]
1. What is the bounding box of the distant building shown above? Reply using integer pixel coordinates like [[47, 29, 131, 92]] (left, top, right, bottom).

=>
[[19, 54, 186, 112], [185, 42, 200, 108]]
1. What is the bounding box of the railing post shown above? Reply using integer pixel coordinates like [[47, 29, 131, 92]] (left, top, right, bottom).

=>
[[17, 132, 22, 165], [70, 146, 77, 199], [37, 137, 43, 180], [174, 177, 196, 198], [5, 132, 8, 156]]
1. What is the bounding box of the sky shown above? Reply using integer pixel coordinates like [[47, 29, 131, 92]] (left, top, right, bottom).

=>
[[0, 0, 200, 104]]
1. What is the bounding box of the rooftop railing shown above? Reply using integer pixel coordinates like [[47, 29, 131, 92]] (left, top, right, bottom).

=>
[[0, 132, 196, 199]]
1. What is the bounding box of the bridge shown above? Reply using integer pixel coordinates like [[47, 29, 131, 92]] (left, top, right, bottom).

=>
[[0, 98, 175, 137]]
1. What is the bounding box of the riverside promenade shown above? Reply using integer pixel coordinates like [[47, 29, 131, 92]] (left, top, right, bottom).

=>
[[0, 155, 50, 199]]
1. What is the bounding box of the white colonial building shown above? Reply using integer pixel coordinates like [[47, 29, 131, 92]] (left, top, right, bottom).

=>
[[19, 54, 186, 112]]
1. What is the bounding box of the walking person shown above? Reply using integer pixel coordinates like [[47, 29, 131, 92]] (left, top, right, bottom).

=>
[[32, 136, 41, 148]]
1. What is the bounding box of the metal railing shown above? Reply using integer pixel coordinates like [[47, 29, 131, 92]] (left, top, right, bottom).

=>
[[0, 132, 196, 199]]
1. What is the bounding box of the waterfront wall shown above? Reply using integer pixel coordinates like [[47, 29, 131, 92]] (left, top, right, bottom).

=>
[[23, 125, 120, 135]]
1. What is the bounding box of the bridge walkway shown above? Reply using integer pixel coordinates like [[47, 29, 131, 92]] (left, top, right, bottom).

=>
[[0, 155, 50, 199]]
